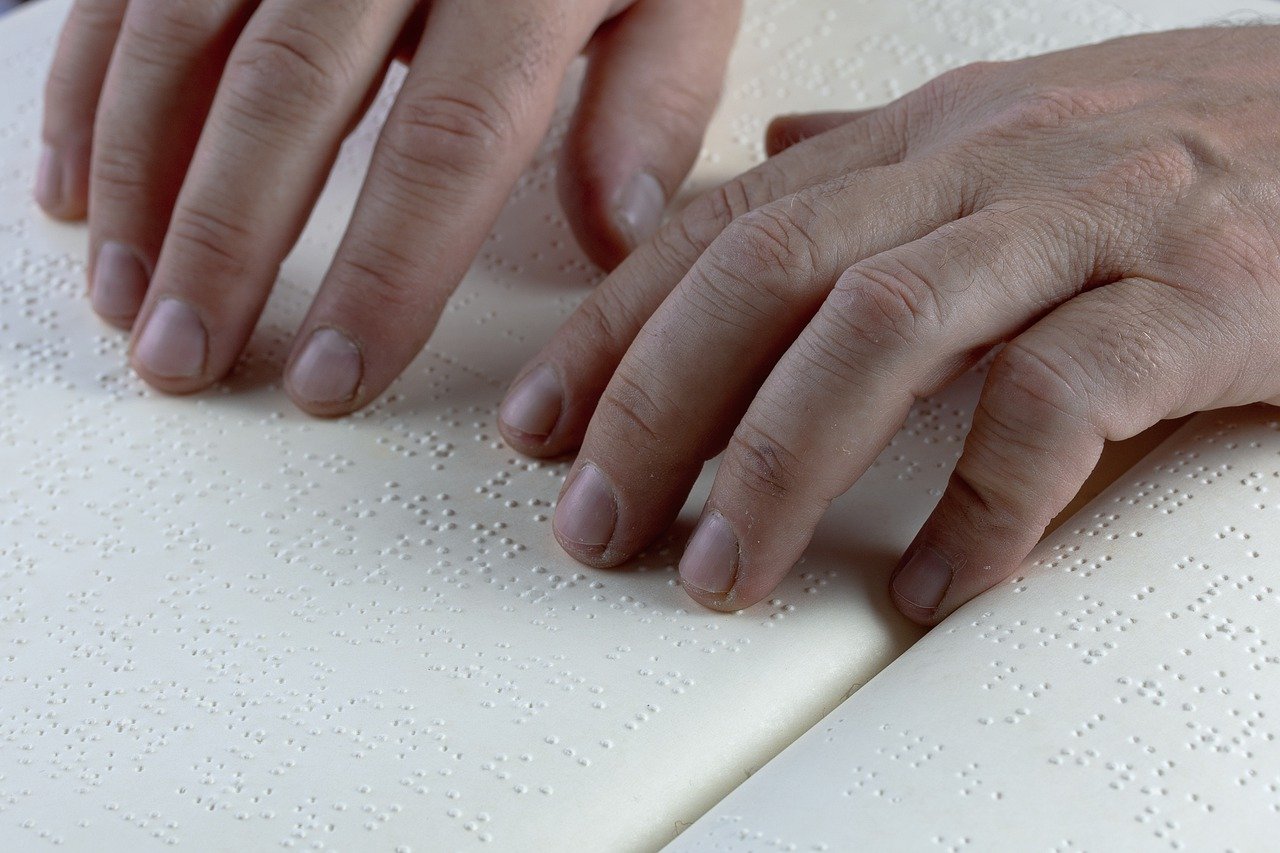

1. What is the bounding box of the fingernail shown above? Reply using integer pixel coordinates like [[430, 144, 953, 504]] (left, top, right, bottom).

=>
[[679, 512, 739, 596], [554, 463, 616, 551], [91, 242, 149, 322], [500, 364, 563, 439], [34, 145, 63, 212], [613, 171, 665, 249], [288, 327, 363, 405], [891, 547, 954, 611], [133, 297, 207, 379]]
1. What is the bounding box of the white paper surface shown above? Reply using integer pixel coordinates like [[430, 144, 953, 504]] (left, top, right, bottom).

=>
[[0, 0, 1273, 850], [671, 406, 1280, 851]]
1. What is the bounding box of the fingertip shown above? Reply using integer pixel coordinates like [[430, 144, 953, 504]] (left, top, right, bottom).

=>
[[552, 463, 621, 566], [763, 110, 871, 158], [127, 368, 211, 397], [888, 545, 955, 627], [97, 313, 137, 332], [889, 587, 947, 627], [89, 241, 148, 327], [499, 362, 563, 436], [679, 510, 738, 590], [128, 368, 212, 397], [680, 582, 743, 613], [34, 142, 89, 221], [496, 421, 551, 455], [612, 170, 667, 255], [558, 0, 736, 270], [763, 115, 800, 158], [34, 145, 63, 214], [286, 394, 362, 420], [129, 297, 212, 394], [497, 422, 577, 460], [498, 358, 597, 458], [556, 144, 655, 271], [552, 539, 627, 571], [284, 327, 365, 418]]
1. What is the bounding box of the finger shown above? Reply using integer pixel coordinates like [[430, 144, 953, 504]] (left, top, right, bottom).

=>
[[554, 153, 974, 567], [87, 0, 252, 327], [127, 0, 413, 390], [890, 278, 1262, 625], [282, 0, 609, 416], [37, 0, 128, 221], [498, 106, 909, 457], [765, 110, 871, 157], [678, 201, 1108, 608], [557, 0, 742, 270]]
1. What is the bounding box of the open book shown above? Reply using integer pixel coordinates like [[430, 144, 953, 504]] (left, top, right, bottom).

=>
[[1, 0, 1276, 849]]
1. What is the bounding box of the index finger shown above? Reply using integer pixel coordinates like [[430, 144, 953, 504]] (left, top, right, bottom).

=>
[[283, 0, 606, 414]]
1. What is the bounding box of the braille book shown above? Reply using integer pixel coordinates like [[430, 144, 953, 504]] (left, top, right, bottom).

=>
[[1, 0, 1277, 849]]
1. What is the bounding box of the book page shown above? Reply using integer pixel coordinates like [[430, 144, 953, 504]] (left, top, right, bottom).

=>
[[0, 0, 1263, 849], [673, 406, 1280, 850]]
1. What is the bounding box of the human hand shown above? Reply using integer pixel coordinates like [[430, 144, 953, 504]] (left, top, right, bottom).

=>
[[36, 0, 740, 412], [498, 26, 1280, 625]]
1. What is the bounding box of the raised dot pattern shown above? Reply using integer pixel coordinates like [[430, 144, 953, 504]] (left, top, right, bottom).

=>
[[675, 408, 1280, 851], [0, 0, 1241, 850]]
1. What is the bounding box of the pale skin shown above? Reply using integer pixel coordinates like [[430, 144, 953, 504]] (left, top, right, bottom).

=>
[[37, 0, 742, 398], [37, 6, 1280, 625]]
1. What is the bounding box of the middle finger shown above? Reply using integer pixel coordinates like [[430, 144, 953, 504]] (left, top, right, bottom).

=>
[[128, 0, 414, 390]]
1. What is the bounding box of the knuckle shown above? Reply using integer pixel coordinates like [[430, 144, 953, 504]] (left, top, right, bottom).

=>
[[937, 60, 998, 91], [998, 85, 1113, 132], [90, 142, 149, 199], [668, 181, 755, 252], [384, 85, 515, 180], [724, 421, 804, 500], [945, 462, 1029, 538], [70, 0, 124, 29], [910, 60, 998, 119], [1170, 126, 1234, 180], [1092, 323, 1164, 390], [594, 370, 676, 449], [663, 170, 785, 257], [825, 255, 939, 350], [569, 291, 627, 351], [985, 341, 1086, 430], [121, 0, 226, 62], [226, 26, 348, 120], [166, 204, 253, 275], [863, 105, 911, 157], [329, 245, 428, 317], [791, 319, 883, 389], [725, 204, 823, 281], [1065, 137, 1201, 215], [1114, 140, 1200, 200], [1170, 196, 1273, 298]]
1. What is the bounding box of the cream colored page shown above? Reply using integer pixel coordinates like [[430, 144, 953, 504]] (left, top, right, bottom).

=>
[[673, 407, 1280, 851], [0, 0, 1237, 850]]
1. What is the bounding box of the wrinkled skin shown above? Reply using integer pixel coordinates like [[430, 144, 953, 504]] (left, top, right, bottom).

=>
[[36, 0, 740, 410], [496, 26, 1280, 625]]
